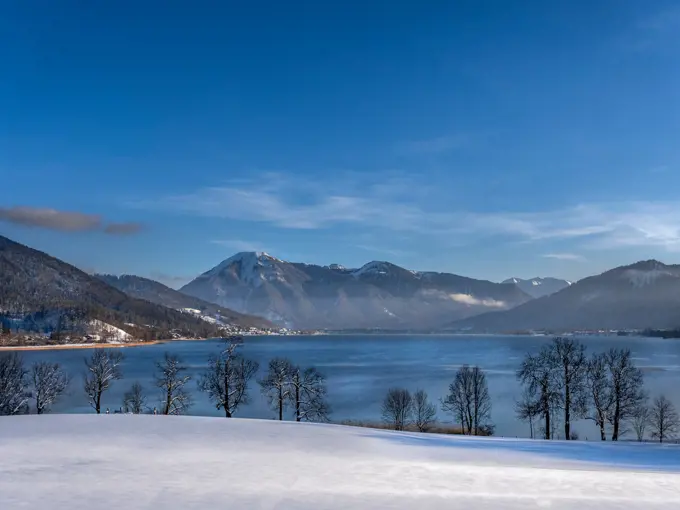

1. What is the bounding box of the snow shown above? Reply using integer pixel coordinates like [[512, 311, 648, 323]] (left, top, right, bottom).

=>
[[0, 416, 678, 510], [352, 261, 392, 278], [624, 269, 676, 288], [204, 251, 286, 288], [88, 319, 132, 342]]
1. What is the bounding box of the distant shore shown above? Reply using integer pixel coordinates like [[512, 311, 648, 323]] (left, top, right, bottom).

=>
[[0, 340, 167, 352]]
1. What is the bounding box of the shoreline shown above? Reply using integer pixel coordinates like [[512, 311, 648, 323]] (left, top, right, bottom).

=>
[[0, 339, 167, 352]]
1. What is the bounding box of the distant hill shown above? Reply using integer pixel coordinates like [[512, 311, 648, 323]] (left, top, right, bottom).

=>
[[0, 234, 223, 341], [180, 252, 533, 330], [451, 260, 680, 333], [95, 274, 274, 329], [501, 277, 572, 299]]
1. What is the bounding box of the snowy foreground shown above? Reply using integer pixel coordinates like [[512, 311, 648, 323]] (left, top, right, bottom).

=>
[[1, 416, 679, 509]]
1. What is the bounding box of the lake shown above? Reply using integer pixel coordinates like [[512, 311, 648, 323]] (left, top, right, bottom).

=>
[[15, 334, 680, 439]]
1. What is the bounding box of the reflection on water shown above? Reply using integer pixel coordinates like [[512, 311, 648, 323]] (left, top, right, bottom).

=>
[[15, 334, 680, 439]]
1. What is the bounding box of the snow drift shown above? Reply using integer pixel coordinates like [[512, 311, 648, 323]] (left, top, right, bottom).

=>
[[0, 415, 679, 509]]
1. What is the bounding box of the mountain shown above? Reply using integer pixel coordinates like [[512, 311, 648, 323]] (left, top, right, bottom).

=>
[[180, 252, 533, 330], [0, 235, 224, 341], [501, 277, 572, 299], [451, 260, 680, 333], [95, 274, 274, 329]]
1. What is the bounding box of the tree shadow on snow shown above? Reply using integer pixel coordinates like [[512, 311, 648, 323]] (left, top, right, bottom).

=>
[[365, 430, 680, 473]]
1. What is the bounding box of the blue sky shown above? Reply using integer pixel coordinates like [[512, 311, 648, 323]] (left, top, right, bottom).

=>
[[2, 1, 680, 287]]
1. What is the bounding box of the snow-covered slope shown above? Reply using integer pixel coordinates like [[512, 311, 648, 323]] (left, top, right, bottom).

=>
[[1, 415, 678, 510]]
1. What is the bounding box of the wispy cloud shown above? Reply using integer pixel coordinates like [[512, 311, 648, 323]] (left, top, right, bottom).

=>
[[542, 253, 586, 262], [0, 206, 144, 236], [398, 134, 471, 155], [132, 174, 680, 253], [104, 222, 144, 235], [618, 6, 680, 52]]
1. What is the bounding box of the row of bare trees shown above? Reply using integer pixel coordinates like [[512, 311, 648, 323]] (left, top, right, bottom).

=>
[[381, 365, 494, 434], [515, 337, 679, 442], [1, 337, 331, 423], [0, 352, 70, 415]]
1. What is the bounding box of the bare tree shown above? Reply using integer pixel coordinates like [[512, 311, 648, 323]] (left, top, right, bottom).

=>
[[122, 382, 147, 414], [413, 389, 437, 432], [198, 337, 259, 418], [517, 351, 560, 440], [604, 348, 645, 441], [259, 357, 294, 420], [549, 337, 588, 441], [32, 361, 70, 414], [0, 352, 29, 416], [289, 366, 331, 423], [442, 365, 492, 435], [155, 353, 192, 415], [586, 352, 613, 441], [84, 350, 124, 414], [631, 396, 650, 442], [515, 386, 541, 439], [649, 395, 679, 443], [382, 387, 413, 431]]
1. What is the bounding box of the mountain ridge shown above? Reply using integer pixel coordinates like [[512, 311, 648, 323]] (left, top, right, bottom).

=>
[[450, 259, 680, 332], [0, 234, 225, 341], [180, 251, 534, 330], [95, 273, 275, 329]]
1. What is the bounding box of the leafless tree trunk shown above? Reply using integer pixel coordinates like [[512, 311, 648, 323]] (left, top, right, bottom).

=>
[[413, 389, 437, 432], [649, 395, 679, 443], [604, 348, 644, 441], [122, 381, 147, 414], [258, 357, 294, 420], [289, 366, 330, 423], [83, 350, 124, 414], [382, 387, 413, 431], [0, 352, 29, 416], [550, 337, 588, 441], [442, 365, 492, 435], [155, 353, 192, 415], [515, 387, 541, 439], [198, 337, 259, 417], [517, 351, 560, 440], [32, 361, 70, 414], [586, 352, 613, 441], [631, 396, 650, 442]]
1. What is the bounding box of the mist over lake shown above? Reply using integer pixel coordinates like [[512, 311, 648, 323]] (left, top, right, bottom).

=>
[[17, 335, 680, 439]]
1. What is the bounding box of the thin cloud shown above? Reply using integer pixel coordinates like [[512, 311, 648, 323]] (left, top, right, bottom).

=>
[[104, 222, 144, 235], [542, 253, 586, 262], [134, 175, 680, 253], [0, 206, 144, 236], [0, 206, 102, 232]]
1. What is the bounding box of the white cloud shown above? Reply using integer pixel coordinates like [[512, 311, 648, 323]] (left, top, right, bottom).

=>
[[133, 174, 680, 253], [542, 253, 586, 261]]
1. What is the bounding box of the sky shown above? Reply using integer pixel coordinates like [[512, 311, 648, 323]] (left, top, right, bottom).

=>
[[1, 1, 680, 287]]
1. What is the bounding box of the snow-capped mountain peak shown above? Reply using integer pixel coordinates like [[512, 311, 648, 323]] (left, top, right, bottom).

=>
[[501, 277, 572, 299], [205, 252, 286, 286]]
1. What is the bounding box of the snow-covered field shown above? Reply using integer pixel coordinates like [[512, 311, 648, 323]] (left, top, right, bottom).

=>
[[1, 416, 679, 509]]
